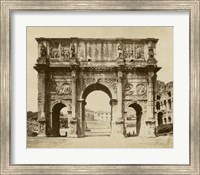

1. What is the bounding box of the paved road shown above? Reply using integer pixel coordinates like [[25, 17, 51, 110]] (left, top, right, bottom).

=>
[[27, 135, 173, 148]]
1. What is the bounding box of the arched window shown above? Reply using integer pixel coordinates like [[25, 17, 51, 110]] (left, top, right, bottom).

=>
[[156, 95, 161, 100], [156, 101, 160, 110], [128, 103, 143, 136], [168, 99, 172, 110], [157, 112, 163, 126], [164, 118, 167, 124], [168, 116, 172, 123], [164, 100, 167, 106]]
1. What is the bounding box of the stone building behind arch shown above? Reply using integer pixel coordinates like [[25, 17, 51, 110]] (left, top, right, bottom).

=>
[[155, 80, 173, 126]]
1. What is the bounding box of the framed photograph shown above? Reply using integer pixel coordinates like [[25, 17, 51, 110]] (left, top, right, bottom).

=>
[[0, 0, 199, 174]]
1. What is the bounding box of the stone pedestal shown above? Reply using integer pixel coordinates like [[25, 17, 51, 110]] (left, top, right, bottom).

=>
[[111, 121, 124, 137], [68, 69, 78, 138], [141, 71, 156, 138], [37, 116, 46, 137], [146, 120, 156, 138], [139, 119, 156, 138], [110, 99, 124, 137], [68, 123, 78, 138]]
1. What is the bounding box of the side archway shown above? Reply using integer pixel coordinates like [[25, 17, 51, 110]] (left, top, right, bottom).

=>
[[51, 103, 66, 136], [128, 103, 143, 136]]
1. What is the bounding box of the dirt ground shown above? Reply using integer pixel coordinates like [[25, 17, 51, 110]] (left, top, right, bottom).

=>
[[27, 135, 173, 148]]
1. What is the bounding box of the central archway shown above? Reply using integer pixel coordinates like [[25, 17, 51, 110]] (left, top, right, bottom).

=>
[[82, 83, 112, 100], [82, 83, 112, 137]]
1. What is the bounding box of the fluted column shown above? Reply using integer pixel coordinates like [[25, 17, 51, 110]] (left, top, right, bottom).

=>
[[141, 71, 156, 137], [111, 70, 124, 137], [77, 98, 86, 137], [71, 70, 76, 119], [37, 71, 46, 136], [117, 71, 123, 119], [68, 69, 78, 137], [147, 72, 154, 119]]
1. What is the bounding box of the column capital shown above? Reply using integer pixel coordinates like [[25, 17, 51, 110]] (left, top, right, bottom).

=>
[[77, 98, 86, 105], [71, 69, 77, 81], [110, 99, 117, 105], [117, 70, 123, 82], [117, 70, 123, 77], [77, 98, 84, 102], [148, 71, 155, 78]]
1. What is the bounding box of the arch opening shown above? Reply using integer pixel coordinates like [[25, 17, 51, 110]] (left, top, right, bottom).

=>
[[168, 99, 171, 110], [168, 116, 172, 123], [82, 83, 112, 137], [157, 112, 163, 126], [82, 83, 112, 100], [156, 101, 160, 110], [127, 103, 143, 136], [51, 103, 67, 137]]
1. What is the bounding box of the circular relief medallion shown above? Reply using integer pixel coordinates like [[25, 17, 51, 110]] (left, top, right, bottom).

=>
[[136, 84, 146, 95], [56, 83, 72, 94]]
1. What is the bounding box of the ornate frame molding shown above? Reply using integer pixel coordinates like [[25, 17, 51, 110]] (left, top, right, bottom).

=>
[[0, 0, 199, 174]]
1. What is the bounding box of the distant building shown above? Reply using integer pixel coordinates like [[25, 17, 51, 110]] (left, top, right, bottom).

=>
[[155, 80, 173, 126], [85, 109, 95, 121], [94, 111, 111, 122], [85, 109, 111, 122]]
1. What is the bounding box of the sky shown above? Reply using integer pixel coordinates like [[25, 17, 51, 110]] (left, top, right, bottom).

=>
[[27, 27, 173, 112]]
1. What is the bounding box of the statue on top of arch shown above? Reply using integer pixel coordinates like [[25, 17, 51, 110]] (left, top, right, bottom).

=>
[[40, 43, 47, 57], [70, 42, 76, 58], [117, 41, 123, 59]]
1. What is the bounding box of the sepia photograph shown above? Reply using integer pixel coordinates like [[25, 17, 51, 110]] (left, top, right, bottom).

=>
[[27, 27, 173, 148]]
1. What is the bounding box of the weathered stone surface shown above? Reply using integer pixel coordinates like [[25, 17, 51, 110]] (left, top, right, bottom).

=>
[[34, 37, 161, 138]]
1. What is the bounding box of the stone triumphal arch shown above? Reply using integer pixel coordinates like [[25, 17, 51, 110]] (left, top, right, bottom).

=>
[[34, 37, 161, 138]]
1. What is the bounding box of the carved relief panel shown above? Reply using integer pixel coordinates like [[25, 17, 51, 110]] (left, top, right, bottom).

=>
[[124, 80, 147, 100], [61, 41, 70, 60], [49, 81, 71, 94], [78, 41, 86, 60], [121, 42, 145, 61], [102, 42, 117, 61], [123, 43, 134, 60], [49, 41, 60, 59], [48, 73, 72, 100], [135, 44, 145, 59]]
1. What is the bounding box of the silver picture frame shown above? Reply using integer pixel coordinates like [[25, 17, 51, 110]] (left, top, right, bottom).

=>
[[0, 0, 199, 174]]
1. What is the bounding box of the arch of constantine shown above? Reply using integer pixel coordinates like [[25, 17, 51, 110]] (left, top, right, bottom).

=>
[[34, 37, 161, 138]]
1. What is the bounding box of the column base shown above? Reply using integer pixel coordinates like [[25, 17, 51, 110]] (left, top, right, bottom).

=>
[[38, 118, 46, 137], [48, 133, 61, 137], [68, 122, 78, 138], [68, 134, 78, 138], [78, 134, 85, 138], [37, 133, 46, 137], [110, 133, 124, 138]]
